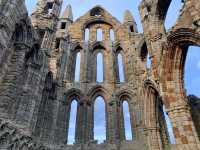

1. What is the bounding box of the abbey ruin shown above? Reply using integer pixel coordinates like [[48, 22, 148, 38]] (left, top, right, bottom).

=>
[[0, 0, 200, 149]]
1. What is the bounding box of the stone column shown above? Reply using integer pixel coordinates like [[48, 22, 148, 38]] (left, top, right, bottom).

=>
[[75, 100, 89, 144], [167, 105, 200, 146], [144, 87, 162, 150], [118, 101, 126, 141], [84, 100, 93, 143], [107, 98, 118, 143]]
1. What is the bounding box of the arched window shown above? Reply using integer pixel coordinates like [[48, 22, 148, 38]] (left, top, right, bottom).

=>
[[97, 28, 103, 41], [163, 106, 176, 144], [74, 52, 81, 82], [122, 101, 133, 140], [110, 29, 115, 41], [67, 100, 78, 145], [96, 52, 104, 82], [146, 53, 151, 69], [117, 53, 125, 82], [85, 28, 90, 41], [94, 96, 106, 143]]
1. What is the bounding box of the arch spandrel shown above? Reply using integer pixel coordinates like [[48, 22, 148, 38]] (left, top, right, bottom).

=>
[[87, 85, 112, 103], [89, 41, 106, 52], [63, 88, 85, 105]]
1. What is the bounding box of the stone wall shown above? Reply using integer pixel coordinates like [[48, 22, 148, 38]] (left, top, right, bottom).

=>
[[0, 0, 199, 150]]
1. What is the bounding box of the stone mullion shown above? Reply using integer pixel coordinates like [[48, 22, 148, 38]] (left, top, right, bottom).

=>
[[75, 101, 89, 144], [114, 52, 120, 83], [91, 102, 94, 140], [82, 44, 89, 82], [91, 52, 96, 82], [104, 50, 115, 83], [129, 102, 138, 140], [81, 101, 88, 144], [84, 99, 95, 143], [79, 49, 85, 82], [66, 103, 71, 143], [75, 102, 82, 144], [167, 105, 200, 145], [119, 101, 126, 141]]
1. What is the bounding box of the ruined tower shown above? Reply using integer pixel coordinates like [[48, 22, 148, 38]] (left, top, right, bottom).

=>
[[0, 0, 200, 150]]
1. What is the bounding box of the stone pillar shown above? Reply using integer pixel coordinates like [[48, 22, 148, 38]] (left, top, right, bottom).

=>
[[167, 105, 200, 146], [144, 87, 162, 150], [107, 98, 118, 143], [75, 100, 89, 144], [118, 101, 126, 141]]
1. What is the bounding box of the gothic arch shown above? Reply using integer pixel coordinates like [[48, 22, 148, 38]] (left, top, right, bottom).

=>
[[143, 81, 166, 149], [113, 45, 126, 82], [161, 28, 200, 107], [62, 88, 85, 144], [89, 42, 106, 82], [116, 89, 136, 140], [116, 89, 135, 103], [67, 43, 83, 81], [144, 79, 160, 94]]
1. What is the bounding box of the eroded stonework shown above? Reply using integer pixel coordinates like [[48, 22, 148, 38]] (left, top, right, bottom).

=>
[[0, 0, 200, 150]]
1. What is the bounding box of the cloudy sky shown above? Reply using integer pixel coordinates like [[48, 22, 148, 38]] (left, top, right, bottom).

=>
[[25, 0, 200, 144]]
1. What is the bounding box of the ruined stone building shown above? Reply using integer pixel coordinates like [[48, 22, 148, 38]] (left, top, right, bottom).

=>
[[0, 0, 200, 150]]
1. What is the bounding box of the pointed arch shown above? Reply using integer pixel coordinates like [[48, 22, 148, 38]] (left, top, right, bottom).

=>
[[93, 96, 106, 143], [143, 81, 175, 148], [116, 90, 135, 141], [74, 52, 81, 82], [122, 100, 132, 140], [117, 53, 125, 82], [68, 43, 82, 81], [114, 46, 126, 82], [67, 100, 78, 145], [96, 52, 104, 82]]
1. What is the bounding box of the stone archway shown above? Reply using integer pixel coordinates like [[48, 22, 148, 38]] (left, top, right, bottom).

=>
[[160, 28, 200, 147]]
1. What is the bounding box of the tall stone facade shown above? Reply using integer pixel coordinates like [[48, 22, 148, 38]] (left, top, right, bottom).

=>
[[0, 0, 200, 150]]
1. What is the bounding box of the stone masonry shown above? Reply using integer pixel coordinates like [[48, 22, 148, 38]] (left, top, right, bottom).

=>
[[0, 0, 200, 150]]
